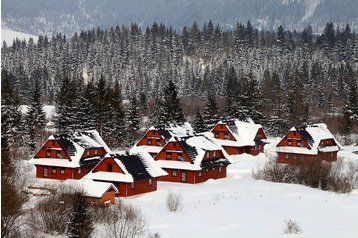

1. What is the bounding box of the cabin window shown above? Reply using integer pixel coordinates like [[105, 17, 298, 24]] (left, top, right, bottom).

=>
[[60, 168, 65, 175], [156, 141, 161, 146], [86, 150, 90, 156], [285, 154, 289, 159], [181, 171, 187, 182], [178, 155, 184, 161], [219, 166, 222, 172], [331, 152, 334, 158], [52, 167, 56, 174], [213, 151, 216, 157], [206, 153, 210, 158], [288, 140, 292, 146], [212, 168, 215, 171], [106, 164, 113, 172], [297, 141, 302, 147], [149, 179, 153, 186], [43, 167, 48, 177], [95, 149, 98, 155], [147, 140, 152, 145], [166, 153, 172, 160], [198, 172, 202, 177], [56, 151, 62, 158], [172, 170, 177, 177], [78, 168, 81, 174], [224, 133, 229, 140], [215, 133, 219, 138], [46, 150, 51, 157], [130, 182, 135, 189]]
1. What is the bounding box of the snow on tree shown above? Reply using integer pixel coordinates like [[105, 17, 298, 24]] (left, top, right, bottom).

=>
[[193, 110, 206, 133], [202, 93, 220, 130], [67, 193, 93, 238]]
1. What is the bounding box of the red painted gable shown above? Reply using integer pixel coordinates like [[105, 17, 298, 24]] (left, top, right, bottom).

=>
[[136, 130, 167, 147], [211, 124, 236, 141]]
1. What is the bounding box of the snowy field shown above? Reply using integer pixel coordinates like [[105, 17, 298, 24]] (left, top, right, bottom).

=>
[[1, 28, 38, 44], [120, 144, 358, 238]]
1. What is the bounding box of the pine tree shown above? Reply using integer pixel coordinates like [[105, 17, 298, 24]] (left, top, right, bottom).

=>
[[224, 66, 238, 119], [202, 93, 220, 130], [26, 78, 46, 150], [127, 95, 140, 131], [109, 80, 126, 146], [67, 193, 93, 238], [162, 80, 185, 124], [193, 110, 206, 133]]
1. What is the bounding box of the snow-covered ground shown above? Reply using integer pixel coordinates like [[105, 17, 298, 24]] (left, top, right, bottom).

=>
[[24, 139, 358, 237], [121, 143, 358, 238], [1, 28, 38, 45]]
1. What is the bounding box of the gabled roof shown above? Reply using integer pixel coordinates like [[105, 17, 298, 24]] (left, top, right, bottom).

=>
[[276, 123, 343, 155], [149, 122, 194, 140], [85, 151, 167, 183], [212, 119, 263, 147], [156, 134, 230, 171], [62, 180, 118, 198], [29, 130, 110, 168]]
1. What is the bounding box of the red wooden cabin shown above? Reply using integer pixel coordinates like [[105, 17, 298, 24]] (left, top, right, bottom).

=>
[[29, 130, 110, 180], [154, 135, 230, 184], [62, 180, 118, 206], [84, 151, 167, 197], [276, 123, 342, 164], [210, 119, 267, 156], [132, 123, 194, 157]]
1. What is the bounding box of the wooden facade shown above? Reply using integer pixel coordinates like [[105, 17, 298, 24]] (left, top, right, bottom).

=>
[[154, 139, 229, 184], [211, 122, 267, 156], [276, 127, 339, 164]]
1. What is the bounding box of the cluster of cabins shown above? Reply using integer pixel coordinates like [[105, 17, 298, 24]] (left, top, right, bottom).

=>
[[29, 119, 342, 206]]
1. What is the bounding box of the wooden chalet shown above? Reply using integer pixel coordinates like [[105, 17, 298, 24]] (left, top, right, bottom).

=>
[[154, 135, 230, 184], [84, 151, 167, 197], [132, 122, 194, 157], [210, 119, 267, 156], [276, 123, 342, 164], [62, 180, 118, 206], [29, 130, 110, 180]]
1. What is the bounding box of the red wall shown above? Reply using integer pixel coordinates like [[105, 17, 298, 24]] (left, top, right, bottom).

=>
[[35, 165, 95, 180], [93, 157, 124, 173], [223, 145, 264, 156], [137, 130, 167, 147], [116, 178, 158, 197], [276, 131, 310, 148], [277, 152, 338, 164], [159, 166, 227, 184], [211, 124, 236, 140], [155, 141, 192, 162]]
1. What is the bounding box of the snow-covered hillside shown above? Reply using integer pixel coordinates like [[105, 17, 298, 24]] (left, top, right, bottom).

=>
[[1, 28, 38, 44]]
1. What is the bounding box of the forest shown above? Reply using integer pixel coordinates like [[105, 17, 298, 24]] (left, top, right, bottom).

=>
[[1, 20, 358, 150]]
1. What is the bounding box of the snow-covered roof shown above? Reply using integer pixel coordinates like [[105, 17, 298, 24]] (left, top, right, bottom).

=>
[[62, 180, 118, 198], [157, 134, 230, 171], [29, 130, 110, 168], [85, 151, 167, 183], [130, 145, 163, 154], [211, 119, 263, 147], [149, 122, 194, 140], [276, 123, 343, 155]]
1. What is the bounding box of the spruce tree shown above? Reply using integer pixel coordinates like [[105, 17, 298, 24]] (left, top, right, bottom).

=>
[[26, 78, 46, 150], [67, 193, 93, 238], [162, 80, 185, 124], [127, 95, 140, 131], [193, 110, 206, 133], [224, 67, 238, 119], [149, 96, 166, 125], [202, 93, 220, 130]]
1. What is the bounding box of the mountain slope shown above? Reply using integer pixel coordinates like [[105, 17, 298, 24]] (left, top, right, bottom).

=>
[[2, 0, 358, 36]]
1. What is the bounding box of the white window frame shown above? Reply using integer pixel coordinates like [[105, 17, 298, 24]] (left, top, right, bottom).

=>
[[86, 150, 90, 156], [78, 168, 81, 174], [60, 168, 65, 175], [181, 171, 186, 182], [172, 170, 177, 177], [198, 172, 202, 177], [166, 153, 172, 160], [130, 182, 135, 189], [147, 140, 152, 145], [94, 148, 98, 155], [285, 154, 289, 159], [43, 166, 48, 177], [46, 150, 51, 157], [149, 179, 153, 186], [52, 167, 56, 174], [57, 151, 62, 159], [219, 166, 222, 172]]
